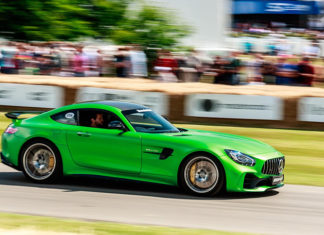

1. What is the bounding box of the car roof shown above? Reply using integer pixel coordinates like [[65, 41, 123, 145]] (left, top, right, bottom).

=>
[[80, 101, 148, 111]]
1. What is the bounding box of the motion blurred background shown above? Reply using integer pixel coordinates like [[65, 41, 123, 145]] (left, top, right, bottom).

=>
[[1, 1, 324, 234], [1, 0, 324, 85]]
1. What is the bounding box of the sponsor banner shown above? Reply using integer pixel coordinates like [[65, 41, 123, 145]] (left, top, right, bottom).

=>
[[298, 97, 324, 122], [233, 1, 319, 15], [0, 83, 64, 108], [185, 94, 283, 120], [77, 87, 168, 115]]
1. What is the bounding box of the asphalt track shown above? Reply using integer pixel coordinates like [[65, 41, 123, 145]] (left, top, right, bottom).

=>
[[0, 164, 323, 235]]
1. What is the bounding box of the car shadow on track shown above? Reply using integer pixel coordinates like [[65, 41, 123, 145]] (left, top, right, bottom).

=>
[[0, 169, 279, 200]]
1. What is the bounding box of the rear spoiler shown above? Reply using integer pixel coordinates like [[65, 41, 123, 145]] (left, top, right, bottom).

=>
[[5, 111, 45, 120]]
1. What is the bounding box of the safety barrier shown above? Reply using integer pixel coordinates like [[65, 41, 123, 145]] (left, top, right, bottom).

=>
[[0, 82, 323, 130]]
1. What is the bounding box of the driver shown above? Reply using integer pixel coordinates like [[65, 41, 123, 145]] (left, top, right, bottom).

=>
[[90, 113, 104, 128]]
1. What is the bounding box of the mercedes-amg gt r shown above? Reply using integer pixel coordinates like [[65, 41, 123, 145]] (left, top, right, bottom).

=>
[[1, 101, 285, 196]]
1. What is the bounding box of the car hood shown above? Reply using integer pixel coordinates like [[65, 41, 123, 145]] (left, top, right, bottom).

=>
[[167, 129, 278, 157]]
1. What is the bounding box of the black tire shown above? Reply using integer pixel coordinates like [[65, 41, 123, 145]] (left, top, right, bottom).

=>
[[179, 154, 225, 196], [20, 139, 62, 183]]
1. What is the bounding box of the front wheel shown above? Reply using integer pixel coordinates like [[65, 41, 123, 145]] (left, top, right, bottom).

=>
[[179, 155, 225, 196], [20, 140, 62, 183]]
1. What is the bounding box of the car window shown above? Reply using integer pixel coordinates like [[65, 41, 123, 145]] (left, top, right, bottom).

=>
[[78, 109, 123, 129], [123, 110, 179, 133], [51, 110, 77, 125], [126, 112, 162, 127]]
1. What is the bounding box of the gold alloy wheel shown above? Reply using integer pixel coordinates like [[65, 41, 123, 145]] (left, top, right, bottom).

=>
[[23, 143, 57, 181], [184, 156, 219, 194]]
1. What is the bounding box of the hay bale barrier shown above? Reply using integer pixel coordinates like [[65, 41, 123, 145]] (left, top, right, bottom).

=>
[[0, 74, 324, 130]]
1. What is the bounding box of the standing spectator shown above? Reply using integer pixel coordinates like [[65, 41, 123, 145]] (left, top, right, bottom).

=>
[[276, 40, 292, 57], [96, 49, 105, 77], [296, 57, 315, 86], [72, 47, 87, 77], [59, 46, 75, 76], [114, 47, 130, 78], [246, 53, 264, 83], [129, 45, 148, 78], [186, 49, 203, 82], [0, 49, 2, 72], [212, 56, 226, 84], [267, 42, 277, 56], [15, 45, 32, 73], [84, 47, 100, 77], [0, 49, 18, 74], [303, 40, 321, 58], [99, 49, 115, 77], [261, 60, 276, 84], [275, 57, 298, 85], [154, 50, 178, 82], [212, 52, 241, 85], [224, 52, 241, 85], [38, 53, 53, 75], [243, 41, 253, 54], [174, 53, 187, 82], [49, 48, 62, 76]]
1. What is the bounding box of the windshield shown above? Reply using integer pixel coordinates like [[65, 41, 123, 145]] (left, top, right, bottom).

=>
[[123, 109, 180, 133]]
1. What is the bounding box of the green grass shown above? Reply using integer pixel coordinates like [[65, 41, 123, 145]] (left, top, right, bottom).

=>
[[0, 114, 9, 139], [0, 213, 254, 235], [1, 113, 324, 187]]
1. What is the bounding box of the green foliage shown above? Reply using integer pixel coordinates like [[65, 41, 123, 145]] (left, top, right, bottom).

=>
[[0, 0, 191, 48], [0, 0, 128, 41], [111, 5, 191, 49]]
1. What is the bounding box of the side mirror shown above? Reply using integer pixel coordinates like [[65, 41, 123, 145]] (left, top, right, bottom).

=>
[[108, 120, 127, 131], [162, 115, 169, 121]]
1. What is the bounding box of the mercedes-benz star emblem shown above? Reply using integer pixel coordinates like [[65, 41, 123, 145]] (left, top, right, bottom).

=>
[[278, 159, 284, 174]]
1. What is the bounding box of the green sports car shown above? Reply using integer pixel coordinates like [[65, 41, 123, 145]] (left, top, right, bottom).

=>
[[1, 101, 285, 196]]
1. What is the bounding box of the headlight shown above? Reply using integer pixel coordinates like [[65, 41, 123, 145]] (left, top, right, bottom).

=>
[[225, 149, 255, 166]]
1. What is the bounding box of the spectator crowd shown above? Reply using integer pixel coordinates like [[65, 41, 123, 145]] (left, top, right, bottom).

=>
[[0, 41, 148, 78], [0, 41, 321, 87]]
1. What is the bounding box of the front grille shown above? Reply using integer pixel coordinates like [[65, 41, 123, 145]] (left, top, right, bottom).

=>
[[262, 157, 285, 175]]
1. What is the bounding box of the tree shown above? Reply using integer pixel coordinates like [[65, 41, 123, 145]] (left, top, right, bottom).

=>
[[0, 0, 129, 41], [0, 0, 191, 49]]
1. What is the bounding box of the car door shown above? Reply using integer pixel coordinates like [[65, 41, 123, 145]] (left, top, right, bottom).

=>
[[65, 108, 142, 174]]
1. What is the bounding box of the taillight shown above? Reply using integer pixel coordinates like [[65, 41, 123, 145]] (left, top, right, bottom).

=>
[[5, 126, 18, 134]]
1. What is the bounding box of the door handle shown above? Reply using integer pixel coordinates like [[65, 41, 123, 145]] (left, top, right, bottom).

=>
[[77, 132, 91, 137]]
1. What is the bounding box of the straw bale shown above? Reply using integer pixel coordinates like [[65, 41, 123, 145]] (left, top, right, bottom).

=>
[[1, 75, 324, 129], [1, 75, 324, 98]]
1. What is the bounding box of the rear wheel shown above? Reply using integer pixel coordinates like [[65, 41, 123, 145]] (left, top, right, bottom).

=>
[[179, 154, 225, 196], [20, 140, 62, 183]]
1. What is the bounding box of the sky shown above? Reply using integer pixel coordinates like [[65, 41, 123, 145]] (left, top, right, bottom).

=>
[[150, 0, 231, 48]]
